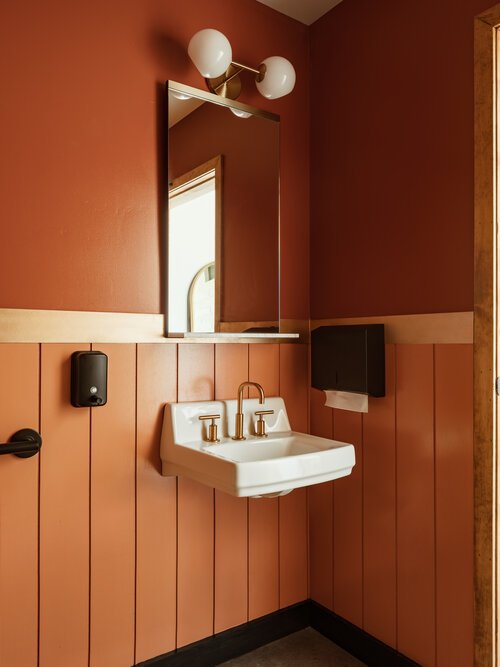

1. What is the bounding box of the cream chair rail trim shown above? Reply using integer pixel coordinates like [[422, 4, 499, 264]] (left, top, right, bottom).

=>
[[0, 308, 304, 343], [311, 311, 473, 344]]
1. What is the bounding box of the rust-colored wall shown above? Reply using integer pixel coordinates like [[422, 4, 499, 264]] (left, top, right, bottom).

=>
[[310, 0, 491, 318], [169, 103, 279, 322], [309, 5, 477, 665], [0, 0, 309, 318], [0, 341, 308, 666], [310, 344, 473, 667]]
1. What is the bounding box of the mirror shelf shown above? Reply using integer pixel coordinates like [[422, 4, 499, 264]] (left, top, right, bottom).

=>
[[172, 332, 299, 339]]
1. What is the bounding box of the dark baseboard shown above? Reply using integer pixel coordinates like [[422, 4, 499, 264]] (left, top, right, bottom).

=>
[[136, 601, 309, 667], [136, 600, 420, 667], [309, 601, 420, 667]]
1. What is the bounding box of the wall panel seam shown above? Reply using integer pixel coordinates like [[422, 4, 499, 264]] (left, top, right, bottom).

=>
[[37, 343, 42, 667], [394, 345, 399, 653], [433, 345, 438, 667], [133, 344, 138, 665]]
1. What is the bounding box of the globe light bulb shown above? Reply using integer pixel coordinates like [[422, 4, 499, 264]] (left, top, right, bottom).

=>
[[230, 107, 252, 119], [188, 29, 232, 79], [256, 56, 296, 99]]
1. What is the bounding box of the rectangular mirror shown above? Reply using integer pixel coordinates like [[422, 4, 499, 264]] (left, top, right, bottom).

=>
[[167, 81, 281, 336]]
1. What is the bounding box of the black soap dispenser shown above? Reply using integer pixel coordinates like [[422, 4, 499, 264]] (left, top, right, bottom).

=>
[[71, 351, 108, 407]]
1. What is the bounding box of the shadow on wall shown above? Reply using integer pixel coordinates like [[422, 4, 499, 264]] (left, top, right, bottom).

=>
[[149, 31, 189, 74]]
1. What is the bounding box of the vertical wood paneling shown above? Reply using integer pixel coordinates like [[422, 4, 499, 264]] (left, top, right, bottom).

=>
[[215, 344, 248, 400], [333, 409, 363, 627], [435, 345, 473, 667], [135, 344, 177, 663], [0, 337, 473, 667], [279, 344, 308, 607], [279, 487, 308, 607], [39, 344, 90, 667], [0, 344, 39, 667], [248, 344, 280, 619], [396, 344, 435, 666], [214, 344, 248, 633], [248, 497, 279, 619], [90, 344, 135, 667], [309, 388, 334, 610], [248, 344, 280, 395], [177, 344, 215, 647], [363, 344, 397, 647], [279, 344, 308, 432]]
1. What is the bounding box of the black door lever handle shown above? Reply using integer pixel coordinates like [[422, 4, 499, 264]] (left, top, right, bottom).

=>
[[0, 428, 42, 458]]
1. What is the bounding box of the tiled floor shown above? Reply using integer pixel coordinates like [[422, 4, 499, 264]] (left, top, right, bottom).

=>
[[218, 628, 366, 666]]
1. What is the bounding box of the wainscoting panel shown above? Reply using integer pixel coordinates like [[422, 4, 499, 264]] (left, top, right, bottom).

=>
[[0, 344, 39, 667], [396, 345, 435, 666], [0, 342, 309, 666], [278, 344, 309, 608], [434, 345, 473, 667], [248, 344, 281, 621], [309, 389, 334, 610], [332, 410, 363, 628], [214, 344, 249, 634], [177, 344, 215, 648], [39, 344, 91, 667], [362, 344, 397, 647], [309, 343, 474, 667], [135, 344, 177, 663], [90, 344, 136, 667]]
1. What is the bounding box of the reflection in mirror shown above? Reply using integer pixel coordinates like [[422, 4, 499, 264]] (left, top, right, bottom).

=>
[[168, 156, 221, 332], [167, 82, 280, 335], [189, 262, 215, 331]]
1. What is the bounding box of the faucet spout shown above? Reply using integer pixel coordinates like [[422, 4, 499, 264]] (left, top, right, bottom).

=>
[[233, 381, 266, 440]]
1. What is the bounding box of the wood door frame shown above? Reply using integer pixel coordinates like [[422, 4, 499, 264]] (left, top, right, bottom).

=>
[[475, 6, 500, 665]]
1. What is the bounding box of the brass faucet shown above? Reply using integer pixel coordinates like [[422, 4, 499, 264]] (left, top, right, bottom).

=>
[[232, 381, 265, 440]]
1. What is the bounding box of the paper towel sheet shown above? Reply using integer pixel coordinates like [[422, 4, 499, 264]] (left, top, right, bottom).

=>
[[324, 390, 368, 413]]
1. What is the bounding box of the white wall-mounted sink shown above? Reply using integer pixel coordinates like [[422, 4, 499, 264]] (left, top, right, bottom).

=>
[[160, 397, 355, 497]]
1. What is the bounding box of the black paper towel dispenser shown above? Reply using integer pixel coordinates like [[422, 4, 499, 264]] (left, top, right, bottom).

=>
[[311, 324, 385, 397]]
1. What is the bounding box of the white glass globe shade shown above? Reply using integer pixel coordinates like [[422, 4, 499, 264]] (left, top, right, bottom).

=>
[[256, 56, 296, 99], [188, 29, 232, 79], [230, 107, 252, 119], [170, 90, 191, 101]]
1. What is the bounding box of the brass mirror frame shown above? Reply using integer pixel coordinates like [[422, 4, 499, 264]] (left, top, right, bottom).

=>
[[165, 80, 281, 338]]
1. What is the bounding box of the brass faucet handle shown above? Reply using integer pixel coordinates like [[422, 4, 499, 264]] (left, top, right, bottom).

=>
[[199, 414, 221, 443], [254, 410, 274, 438]]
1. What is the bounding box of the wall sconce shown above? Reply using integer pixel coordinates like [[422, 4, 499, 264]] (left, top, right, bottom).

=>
[[188, 29, 296, 101]]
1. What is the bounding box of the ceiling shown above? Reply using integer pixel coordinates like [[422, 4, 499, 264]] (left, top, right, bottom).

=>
[[256, 0, 343, 25]]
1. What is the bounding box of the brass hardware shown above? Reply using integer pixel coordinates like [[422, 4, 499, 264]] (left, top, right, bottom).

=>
[[232, 60, 261, 75], [256, 63, 267, 83], [199, 414, 221, 443], [206, 63, 243, 100], [206, 62, 263, 101], [255, 409, 274, 437], [232, 382, 266, 440]]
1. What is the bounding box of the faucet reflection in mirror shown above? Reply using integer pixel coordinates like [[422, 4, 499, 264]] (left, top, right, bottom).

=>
[[188, 29, 296, 101], [167, 82, 280, 336]]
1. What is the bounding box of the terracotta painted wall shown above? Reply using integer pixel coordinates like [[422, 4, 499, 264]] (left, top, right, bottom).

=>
[[0, 0, 309, 318], [308, 4, 477, 664], [0, 341, 308, 666], [310, 0, 493, 318], [309, 343, 473, 667]]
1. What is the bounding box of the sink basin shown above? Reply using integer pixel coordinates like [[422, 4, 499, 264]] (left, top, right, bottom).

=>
[[160, 397, 355, 497], [204, 436, 327, 462]]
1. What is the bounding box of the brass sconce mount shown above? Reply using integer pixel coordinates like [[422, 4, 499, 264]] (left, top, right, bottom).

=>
[[206, 62, 266, 100]]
